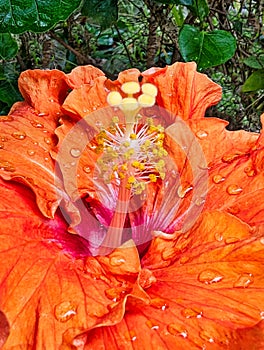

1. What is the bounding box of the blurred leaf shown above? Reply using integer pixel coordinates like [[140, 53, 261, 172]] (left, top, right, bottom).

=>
[[243, 55, 264, 69], [0, 0, 82, 34], [0, 65, 22, 106], [0, 34, 18, 59], [242, 69, 264, 92], [179, 25, 236, 69], [82, 0, 118, 28], [154, 0, 193, 4], [188, 0, 209, 21]]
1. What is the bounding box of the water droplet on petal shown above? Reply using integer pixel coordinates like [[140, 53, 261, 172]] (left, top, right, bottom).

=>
[[227, 206, 240, 215], [214, 232, 223, 242], [225, 237, 240, 244], [260, 311, 264, 319], [194, 197, 206, 206], [1, 137, 8, 142], [227, 184, 243, 195], [222, 153, 242, 163], [146, 319, 159, 330], [199, 329, 214, 343], [38, 112, 48, 117], [179, 256, 190, 264], [198, 269, 223, 284], [83, 166, 91, 174], [27, 150, 35, 156], [150, 297, 169, 310], [233, 273, 254, 288], [125, 330, 137, 342], [181, 307, 203, 318], [104, 287, 126, 302], [48, 98, 55, 103], [196, 130, 208, 139], [31, 121, 44, 128], [44, 157, 49, 162], [0, 144, 4, 149], [12, 131, 26, 140], [244, 166, 256, 177], [70, 148, 81, 158], [109, 254, 126, 266], [177, 182, 193, 198], [260, 237, 264, 245], [167, 323, 188, 338], [0, 160, 15, 172], [44, 137, 52, 145], [212, 174, 225, 184], [54, 301, 77, 322]]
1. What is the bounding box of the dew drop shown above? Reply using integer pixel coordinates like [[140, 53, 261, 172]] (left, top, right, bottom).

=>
[[0, 115, 14, 122], [38, 112, 48, 117], [109, 254, 126, 266], [194, 197, 206, 206], [260, 311, 264, 319], [44, 157, 49, 162], [167, 323, 188, 338], [244, 166, 256, 177], [104, 287, 125, 302], [146, 319, 159, 330], [214, 232, 223, 242], [1, 137, 8, 142], [179, 256, 190, 264], [95, 120, 102, 128], [199, 329, 214, 343], [177, 183, 193, 198], [225, 237, 240, 244], [27, 150, 35, 156], [233, 273, 254, 288], [0, 144, 4, 149], [11, 131, 26, 140], [44, 137, 52, 145], [0, 160, 15, 172], [212, 174, 225, 184], [150, 297, 169, 310], [83, 166, 91, 174], [226, 184, 243, 195], [196, 130, 208, 139], [260, 237, 264, 245], [31, 121, 44, 128], [125, 330, 137, 342], [222, 153, 242, 163], [54, 301, 77, 322], [198, 269, 223, 284], [70, 148, 81, 158], [48, 98, 55, 103], [181, 307, 203, 319], [83, 108, 88, 113], [227, 206, 240, 215]]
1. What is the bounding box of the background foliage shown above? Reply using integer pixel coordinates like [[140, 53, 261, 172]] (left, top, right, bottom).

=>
[[0, 0, 263, 131]]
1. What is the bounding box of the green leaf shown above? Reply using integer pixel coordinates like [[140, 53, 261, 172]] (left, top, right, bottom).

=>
[[188, 0, 209, 21], [242, 69, 264, 92], [82, 0, 118, 29], [154, 0, 193, 5], [0, 64, 22, 106], [179, 25, 236, 69], [243, 55, 264, 69], [0, 0, 82, 34], [0, 33, 18, 59]]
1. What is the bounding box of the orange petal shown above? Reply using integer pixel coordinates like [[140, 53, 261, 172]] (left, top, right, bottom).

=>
[[147, 62, 222, 122], [0, 102, 64, 218], [0, 179, 146, 349], [18, 69, 68, 115], [66, 65, 105, 89]]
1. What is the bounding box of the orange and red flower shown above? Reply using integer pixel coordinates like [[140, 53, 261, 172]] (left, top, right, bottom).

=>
[[0, 62, 263, 349]]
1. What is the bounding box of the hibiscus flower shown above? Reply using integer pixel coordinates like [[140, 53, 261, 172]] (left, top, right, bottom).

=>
[[0, 62, 263, 349]]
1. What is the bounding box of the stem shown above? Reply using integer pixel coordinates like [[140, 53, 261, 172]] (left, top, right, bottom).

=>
[[99, 178, 131, 255]]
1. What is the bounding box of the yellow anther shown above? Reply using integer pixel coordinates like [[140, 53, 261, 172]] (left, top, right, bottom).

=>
[[112, 164, 118, 171], [121, 163, 128, 171], [149, 125, 157, 133], [157, 159, 165, 167], [112, 116, 119, 124], [159, 172, 165, 180], [124, 148, 134, 160], [128, 176, 137, 184], [138, 94, 155, 107], [149, 174, 157, 182], [121, 82, 140, 95], [144, 140, 151, 147], [130, 133, 137, 139], [107, 91, 122, 106], [134, 182, 146, 195], [141, 83, 158, 97], [147, 118, 154, 125], [123, 141, 130, 147], [118, 172, 125, 179], [132, 160, 140, 168], [157, 133, 164, 140], [120, 97, 139, 112]]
